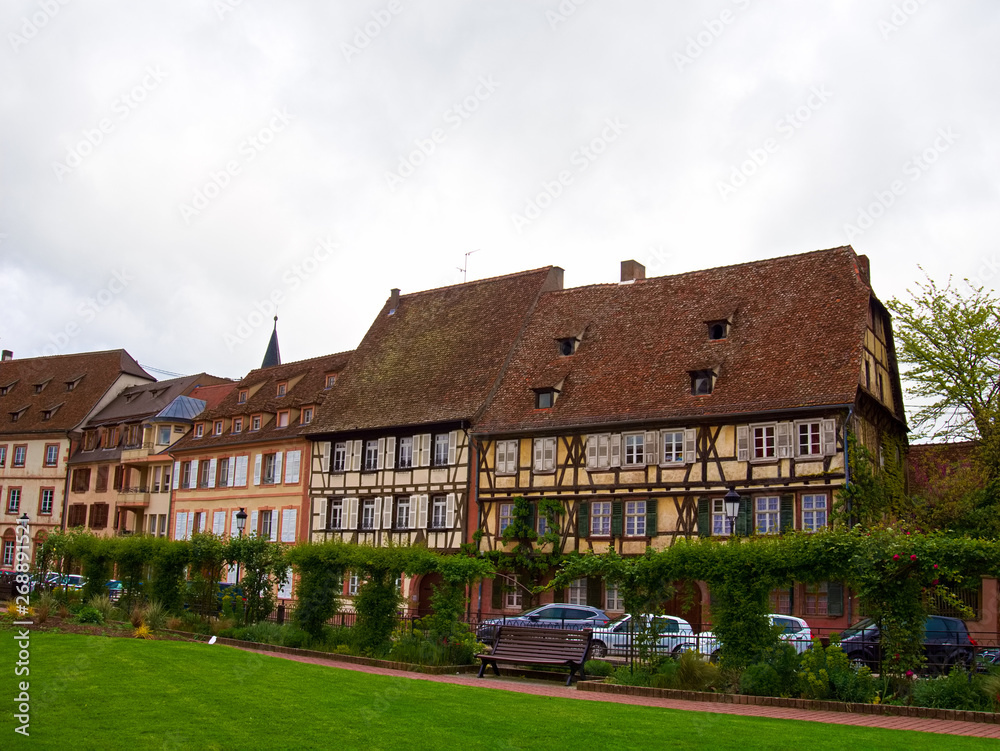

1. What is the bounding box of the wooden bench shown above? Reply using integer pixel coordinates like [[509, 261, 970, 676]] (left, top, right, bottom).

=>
[[476, 626, 593, 686]]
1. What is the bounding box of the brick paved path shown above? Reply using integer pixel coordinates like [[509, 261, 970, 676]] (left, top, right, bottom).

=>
[[228, 645, 1000, 739]]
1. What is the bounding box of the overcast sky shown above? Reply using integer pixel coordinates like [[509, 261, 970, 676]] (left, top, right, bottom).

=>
[[2, 1, 997, 385]]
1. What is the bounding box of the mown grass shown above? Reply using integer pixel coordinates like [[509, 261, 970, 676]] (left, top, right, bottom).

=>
[[0, 631, 995, 750]]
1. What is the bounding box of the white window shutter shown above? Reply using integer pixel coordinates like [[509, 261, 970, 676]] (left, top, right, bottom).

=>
[[351, 440, 362, 471], [186, 513, 194, 540], [586, 436, 598, 469], [417, 494, 429, 528], [228, 456, 237, 487], [737, 426, 749, 462], [371, 497, 382, 530], [174, 512, 186, 539], [777, 422, 793, 458], [230, 510, 238, 537], [281, 508, 296, 542], [249, 510, 258, 537], [644, 431, 657, 465], [448, 430, 458, 465], [822, 419, 837, 456], [609, 434, 621, 467], [598, 434, 610, 468], [277, 567, 293, 599], [418, 434, 431, 467], [172, 461, 180, 489], [377, 438, 385, 470], [407, 495, 418, 529], [496, 441, 507, 473], [385, 437, 395, 470], [190, 459, 199, 486], [269, 511, 278, 541], [317, 498, 327, 532], [446, 493, 456, 528], [207, 458, 217, 488], [320, 442, 331, 473], [284, 450, 301, 484], [383, 496, 393, 529], [253, 454, 262, 485], [543, 437, 556, 471], [683, 429, 697, 464], [212, 510, 225, 535], [347, 497, 358, 530], [274, 452, 283, 484], [533, 439, 543, 471], [225, 564, 237, 584], [235, 455, 248, 486]]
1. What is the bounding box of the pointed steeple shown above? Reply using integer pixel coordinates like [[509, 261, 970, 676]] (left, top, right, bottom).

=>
[[262, 316, 281, 368]]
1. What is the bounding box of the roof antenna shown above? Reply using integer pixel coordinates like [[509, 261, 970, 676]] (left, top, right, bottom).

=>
[[457, 249, 480, 282]]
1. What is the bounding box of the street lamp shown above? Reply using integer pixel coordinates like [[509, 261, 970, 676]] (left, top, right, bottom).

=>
[[234, 508, 247, 585], [723, 487, 742, 538]]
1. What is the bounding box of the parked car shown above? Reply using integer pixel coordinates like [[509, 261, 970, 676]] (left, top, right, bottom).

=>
[[839, 615, 976, 673], [476, 604, 611, 645], [589, 614, 698, 658], [52, 574, 85, 590], [697, 614, 813, 660], [107, 580, 123, 601]]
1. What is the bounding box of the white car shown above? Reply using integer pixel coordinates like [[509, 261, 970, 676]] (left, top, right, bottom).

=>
[[696, 614, 813, 660], [589, 614, 698, 658]]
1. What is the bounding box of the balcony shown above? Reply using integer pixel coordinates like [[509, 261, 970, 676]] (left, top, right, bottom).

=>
[[117, 487, 151, 507]]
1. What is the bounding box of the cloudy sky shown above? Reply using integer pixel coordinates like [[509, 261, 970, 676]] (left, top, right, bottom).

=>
[[2, 1, 997, 384]]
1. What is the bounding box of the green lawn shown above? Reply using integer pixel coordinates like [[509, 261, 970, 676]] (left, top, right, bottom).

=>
[[1, 631, 995, 750]]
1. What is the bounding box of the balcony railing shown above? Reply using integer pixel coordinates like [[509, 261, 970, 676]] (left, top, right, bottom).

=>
[[117, 487, 151, 506]]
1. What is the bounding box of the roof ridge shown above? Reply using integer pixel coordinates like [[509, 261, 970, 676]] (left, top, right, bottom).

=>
[[397, 266, 554, 299]]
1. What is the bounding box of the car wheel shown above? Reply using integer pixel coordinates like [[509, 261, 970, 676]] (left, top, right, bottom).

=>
[[847, 651, 868, 671], [590, 641, 607, 658]]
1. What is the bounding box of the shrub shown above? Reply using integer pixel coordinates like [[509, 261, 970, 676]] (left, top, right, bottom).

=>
[[675, 650, 722, 692], [134, 624, 153, 639], [797, 639, 875, 703], [128, 602, 145, 628], [585, 659, 614, 678], [740, 663, 782, 697], [239, 621, 285, 645], [910, 666, 991, 711], [650, 658, 680, 689], [282, 626, 310, 649], [741, 642, 800, 697], [142, 601, 167, 631], [611, 666, 654, 686], [76, 606, 104, 625], [87, 594, 115, 623], [979, 673, 1000, 711]]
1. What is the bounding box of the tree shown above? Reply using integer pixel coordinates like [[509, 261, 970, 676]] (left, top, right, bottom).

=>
[[887, 274, 1000, 479]]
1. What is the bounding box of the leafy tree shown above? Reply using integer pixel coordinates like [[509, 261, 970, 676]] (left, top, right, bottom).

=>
[[227, 534, 288, 624]]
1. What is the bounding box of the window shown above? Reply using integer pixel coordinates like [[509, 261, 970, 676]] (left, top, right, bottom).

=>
[[198, 461, 212, 488], [532, 437, 556, 473], [537, 507, 549, 536], [804, 582, 829, 616], [44, 444, 59, 467], [301, 407, 313, 425], [2, 540, 14, 567], [360, 499, 375, 530], [605, 584, 623, 611], [113, 465, 126, 491], [499, 503, 513, 534], [753, 425, 776, 460], [797, 422, 821, 456], [276, 381, 287, 397], [250, 416, 261, 431], [262, 454, 277, 484], [39, 488, 54, 515], [770, 588, 792, 615], [755, 496, 780, 534], [124, 424, 141, 447], [802, 494, 827, 532], [557, 337, 578, 356], [0, 446, 5, 466], [7, 487, 21, 513], [328, 500, 343, 530], [325, 374, 337, 389], [238, 389, 248, 404], [152, 466, 163, 493], [67, 504, 86, 527], [363, 440, 379, 471], [89, 503, 109, 529], [708, 321, 729, 340], [504, 577, 522, 609], [194, 424, 204, 438], [180, 461, 193, 489], [690, 370, 715, 395], [260, 510, 273, 539], [13, 445, 26, 467], [395, 496, 410, 529], [105, 427, 120, 448], [232, 418, 243, 433], [495, 439, 518, 475], [625, 500, 646, 536], [332, 442, 347, 472], [567, 577, 587, 605], [163, 465, 172, 491], [661, 430, 683, 464], [430, 496, 447, 530], [213, 420, 224, 436], [276, 411, 289, 428], [397, 437, 413, 469], [84, 431, 99, 451], [876, 371, 884, 400], [217, 458, 230, 488], [158, 426, 171, 445], [623, 433, 644, 466], [66, 377, 81, 391], [71, 468, 91, 493], [712, 498, 733, 536], [432, 434, 449, 466], [591, 502, 611, 535], [534, 389, 556, 409], [348, 573, 359, 596]]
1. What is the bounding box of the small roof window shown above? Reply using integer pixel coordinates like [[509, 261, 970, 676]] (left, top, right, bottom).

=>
[[708, 321, 729, 341], [557, 337, 578, 357], [690, 369, 717, 396]]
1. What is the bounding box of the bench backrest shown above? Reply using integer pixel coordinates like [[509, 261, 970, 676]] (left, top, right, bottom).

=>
[[492, 626, 593, 661]]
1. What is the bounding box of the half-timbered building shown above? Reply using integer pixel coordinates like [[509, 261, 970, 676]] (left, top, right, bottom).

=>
[[471, 247, 907, 631]]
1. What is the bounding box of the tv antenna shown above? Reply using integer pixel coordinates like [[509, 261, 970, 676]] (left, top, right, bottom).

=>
[[457, 249, 480, 282]]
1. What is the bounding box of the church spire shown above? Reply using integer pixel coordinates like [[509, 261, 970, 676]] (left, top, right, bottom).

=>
[[261, 316, 281, 368]]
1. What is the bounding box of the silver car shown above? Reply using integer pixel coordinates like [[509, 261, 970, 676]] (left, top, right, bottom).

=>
[[475, 603, 611, 644], [697, 614, 813, 659], [589, 614, 698, 658]]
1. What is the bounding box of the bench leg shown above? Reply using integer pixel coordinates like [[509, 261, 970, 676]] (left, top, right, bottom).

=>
[[490, 661, 501, 677], [565, 666, 576, 686], [477, 660, 487, 678]]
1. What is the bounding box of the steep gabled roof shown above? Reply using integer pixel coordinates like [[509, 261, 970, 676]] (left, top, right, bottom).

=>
[[0, 349, 154, 435], [307, 267, 563, 434], [475, 247, 886, 434], [85, 373, 231, 426]]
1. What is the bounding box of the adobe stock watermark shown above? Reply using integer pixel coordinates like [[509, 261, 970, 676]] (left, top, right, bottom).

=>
[[13, 515, 33, 737], [8, 0, 72, 54], [879, 0, 931, 40], [384, 75, 499, 192], [546, 0, 589, 30], [52, 66, 168, 183], [509, 117, 626, 234], [843, 127, 959, 242], [341, 0, 403, 63], [224, 236, 338, 351], [214, 0, 246, 21], [178, 108, 293, 224], [31, 268, 134, 358], [717, 86, 833, 200], [673, 0, 752, 71], [642, 246, 674, 276], [967, 254, 999, 292]]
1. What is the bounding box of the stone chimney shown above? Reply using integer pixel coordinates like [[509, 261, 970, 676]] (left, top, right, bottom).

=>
[[1, 350, 12, 361], [388, 288, 400, 314], [621, 260, 646, 282], [856, 254, 871, 286]]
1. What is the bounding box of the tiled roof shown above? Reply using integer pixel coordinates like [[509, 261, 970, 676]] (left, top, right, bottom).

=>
[[86, 373, 231, 426], [475, 247, 889, 434], [169, 351, 353, 453], [307, 267, 562, 434], [0, 349, 153, 435]]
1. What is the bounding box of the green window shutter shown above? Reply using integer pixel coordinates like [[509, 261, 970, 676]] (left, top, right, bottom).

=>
[[645, 498, 658, 537], [611, 501, 623, 536], [780, 494, 794, 533], [827, 581, 844, 617], [587, 576, 602, 608], [577, 502, 590, 538], [736, 497, 751, 537], [553, 586, 565, 602], [491, 578, 503, 609], [697, 497, 710, 537]]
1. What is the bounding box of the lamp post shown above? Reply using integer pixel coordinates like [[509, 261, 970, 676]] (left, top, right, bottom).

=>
[[723, 487, 742, 539], [235, 508, 247, 584]]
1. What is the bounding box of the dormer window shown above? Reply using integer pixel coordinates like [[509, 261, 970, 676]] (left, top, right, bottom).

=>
[[276, 410, 289, 428], [34, 379, 51, 394], [0, 380, 18, 396], [276, 382, 287, 397], [232, 417, 243, 433], [691, 370, 716, 396], [194, 424, 204, 438], [250, 415, 261, 431], [325, 374, 337, 389], [301, 407, 314, 424], [238, 389, 248, 404], [65, 376, 83, 391], [708, 321, 729, 341], [213, 420, 223, 435], [9, 407, 26, 423], [535, 388, 558, 409], [557, 337, 578, 356]]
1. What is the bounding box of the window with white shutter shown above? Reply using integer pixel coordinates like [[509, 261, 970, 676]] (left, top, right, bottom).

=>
[[320, 442, 331, 473], [609, 434, 621, 467], [382, 496, 393, 529], [351, 440, 362, 471], [277, 568, 293, 599], [317, 498, 328, 531], [213, 510, 226, 535], [377, 438, 385, 470], [249, 510, 258, 538], [207, 458, 217, 488], [683, 428, 698, 464], [190, 460, 199, 488], [347, 497, 359, 530], [623, 433, 644, 466], [174, 511, 187, 540], [185, 513, 194, 540], [172, 461, 181, 489], [446, 493, 456, 529], [406, 496, 418, 530], [644, 431, 657, 464], [776, 422, 793, 458], [253, 454, 262, 485], [417, 494, 429, 528], [586, 435, 599, 469], [235, 455, 249, 486], [284, 450, 301, 484], [281, 508, 297, 542], [384, 437, 395, 470], [230, 510, 239, 538], [373, 497, 383, 530], [228, 456, 237, 487], [661, 430, 684, 464], [821, 419, 837, 456], [737, 425, 750, 462], [417, 434, 431, 467], [448, 430, 458, 466], [274, 452, 283, 484]]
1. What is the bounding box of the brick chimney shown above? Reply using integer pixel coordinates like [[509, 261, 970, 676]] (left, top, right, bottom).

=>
[[388, 288, 400, 314], [1, 350, 12, 361], [856, 254, 871, 286], [621, 260, 646, 282]]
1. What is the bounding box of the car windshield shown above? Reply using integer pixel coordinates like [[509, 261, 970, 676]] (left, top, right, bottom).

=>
[[841, 619, 875, 638]]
